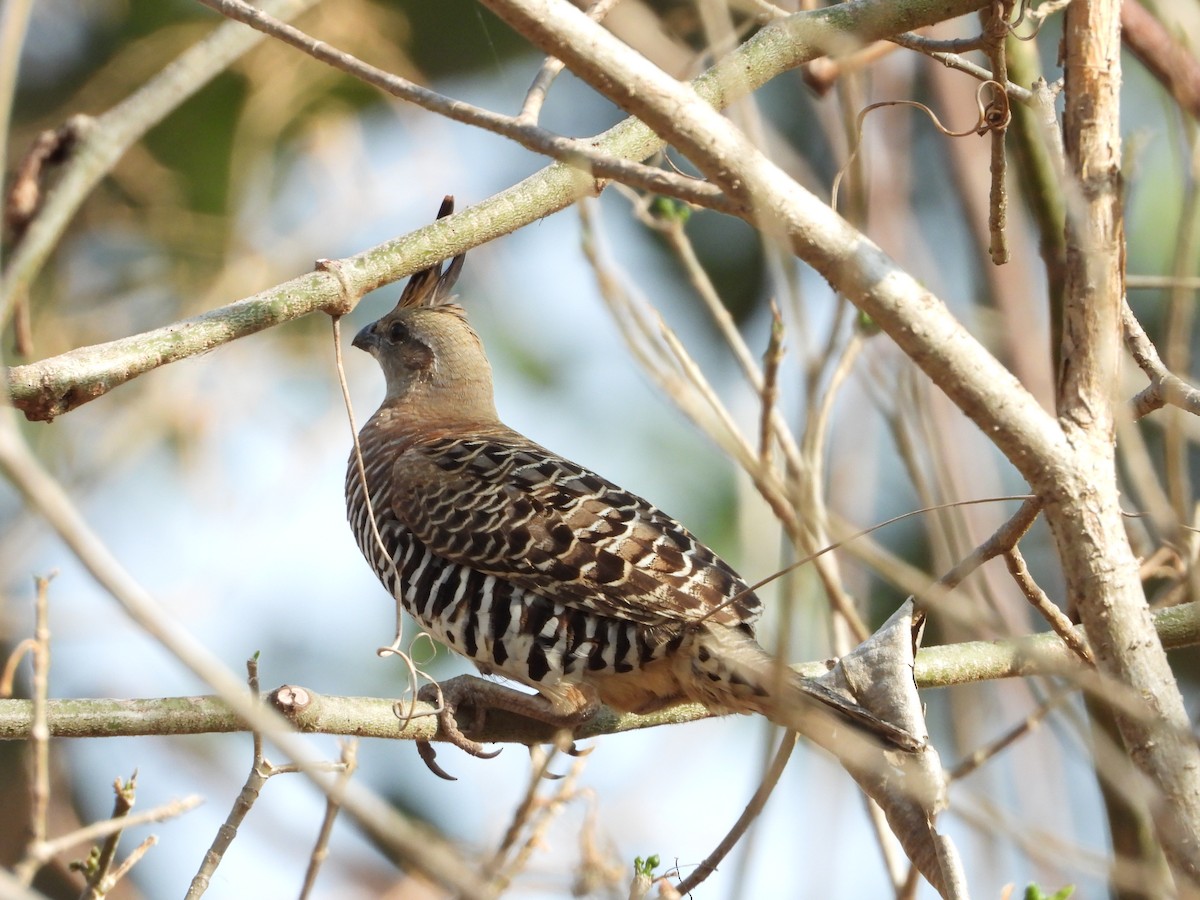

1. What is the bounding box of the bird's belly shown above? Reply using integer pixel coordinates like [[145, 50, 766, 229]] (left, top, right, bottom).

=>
[[386, 542, 686, 702]]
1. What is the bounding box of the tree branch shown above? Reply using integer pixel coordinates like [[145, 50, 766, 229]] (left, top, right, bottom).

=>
[[4, 0, 989, 422], [478, 0, 1066, 519], [1056, 0, 1200, 882], [0, 601, 1194, 743], [0, 0, 323, 325], [1123, 302, 1200, 419], [193, 0, 736, 214]]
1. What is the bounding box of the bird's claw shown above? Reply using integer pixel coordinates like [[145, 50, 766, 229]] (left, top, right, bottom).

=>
[[534, 735, 593, 779], [413, 680, 502, 779], [417, 740, 457, 781]]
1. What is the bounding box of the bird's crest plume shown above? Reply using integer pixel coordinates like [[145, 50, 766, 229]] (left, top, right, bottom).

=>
[[396, 195, 466, 312]]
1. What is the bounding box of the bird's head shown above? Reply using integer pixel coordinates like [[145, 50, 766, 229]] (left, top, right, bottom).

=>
[[352, 198, 498, 423]]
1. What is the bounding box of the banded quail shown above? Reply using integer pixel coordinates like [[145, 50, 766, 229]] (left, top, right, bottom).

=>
[[346, 200, 917, 776]]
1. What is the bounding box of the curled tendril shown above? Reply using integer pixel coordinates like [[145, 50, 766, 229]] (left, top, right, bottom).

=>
[[1009, 0, 1073, 41], [378, 631, 446, 731], [831, 80, 1010, 213], [333, 317, 453, 735]]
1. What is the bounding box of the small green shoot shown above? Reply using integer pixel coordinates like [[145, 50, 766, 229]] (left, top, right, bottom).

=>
[[633, 854, 661, 878], [1024, 884, 1075, 900], [649, 196, 692, 225]]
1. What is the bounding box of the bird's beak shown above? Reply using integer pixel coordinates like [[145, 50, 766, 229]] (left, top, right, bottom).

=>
[[352, 321, 379, 353]]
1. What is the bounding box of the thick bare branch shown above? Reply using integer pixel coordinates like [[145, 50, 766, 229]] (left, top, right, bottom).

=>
[[0, 602, 1194, 742], [479, 0, 1066, 512], [1056, 0, 1200, 882]]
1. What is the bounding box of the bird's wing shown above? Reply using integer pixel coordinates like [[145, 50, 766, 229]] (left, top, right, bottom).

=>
[[390, 435, 762, 628]]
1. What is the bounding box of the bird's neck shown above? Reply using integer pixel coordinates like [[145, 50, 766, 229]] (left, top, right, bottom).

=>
[[360, 396, 507, 453]]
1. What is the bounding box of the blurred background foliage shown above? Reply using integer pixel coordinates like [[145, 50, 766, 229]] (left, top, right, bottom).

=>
[[2, 0, 1198, 898]]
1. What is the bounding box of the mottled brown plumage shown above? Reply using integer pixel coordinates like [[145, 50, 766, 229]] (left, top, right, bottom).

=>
[[346, 200, 915, 774]]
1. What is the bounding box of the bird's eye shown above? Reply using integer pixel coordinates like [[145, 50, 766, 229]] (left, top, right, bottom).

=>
[[387, 321, 409, 343]]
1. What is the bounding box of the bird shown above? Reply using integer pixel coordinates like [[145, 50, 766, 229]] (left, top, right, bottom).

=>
[[346, 198, 919, 778]]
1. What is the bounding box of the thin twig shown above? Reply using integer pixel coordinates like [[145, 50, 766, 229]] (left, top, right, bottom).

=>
[[485, 741, 566, 878], [4, 120, 86, 355], [866, 796, 910, 894], [12, 574, 53, 888], [0, 638, 36, 697], [518, 56, 569, 125], [1160, 144, 1200, 534], [30, 575, 51, 853], [628, 199, 806, 476], [186, 657, 277, 900], [297, 740, 359, 900], [32, 795, 202, 862], [194, 0, 733, 214], [517, 0, 623, 123], [101, 835, 158, 894], [982, 0, 1012, 264], [1004, 40, 1067, 349], [1123, 303, 1200, 420], [673, 731, 797, 894], [949, 686, 1072, 781], [573, 794, 624, 895], [759, 302, 784, 468], [890, 32, 1034, 105], [890, 32, 987, 54], [486, 735, 586, 891], [936, 496, 1042, 591], [1127, 274, 1200, 290], [799, 331, 870, 644], [1004, 547, 1094, 664], [80, 773, 138, 900]]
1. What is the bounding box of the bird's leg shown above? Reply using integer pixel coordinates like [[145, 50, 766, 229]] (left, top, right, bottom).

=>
[[414, 675, 600, 780]]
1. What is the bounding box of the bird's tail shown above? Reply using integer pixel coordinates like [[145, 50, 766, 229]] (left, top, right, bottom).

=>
[[679, 624, 923, 754]]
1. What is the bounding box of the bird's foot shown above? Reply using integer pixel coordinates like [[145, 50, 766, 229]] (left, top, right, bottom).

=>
[[415, 676, 502, 781], [410, 675, 600, 780]]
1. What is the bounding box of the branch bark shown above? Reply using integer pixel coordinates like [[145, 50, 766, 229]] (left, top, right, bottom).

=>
[[0, 601, 1195, 743], [1055, 0, 1200, 885]]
